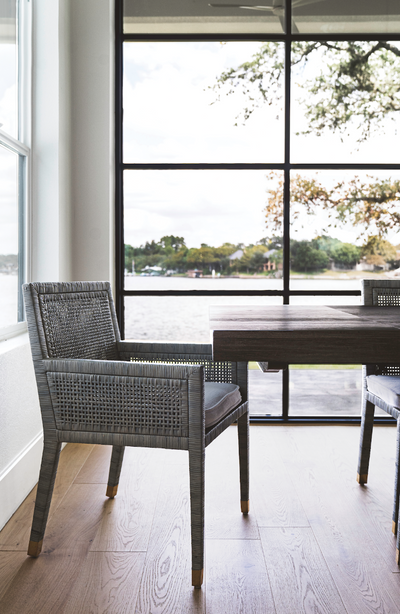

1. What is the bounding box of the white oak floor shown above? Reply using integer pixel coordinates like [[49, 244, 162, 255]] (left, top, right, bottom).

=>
[[1, 425, 400, 613]]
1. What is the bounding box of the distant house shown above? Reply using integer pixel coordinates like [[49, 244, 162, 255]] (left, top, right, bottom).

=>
[[262, 249, 278, 272], [356, 256, 390, 272], [187, 269, 203, 278], [228, 249, 244, 264], [141, 265, 163, 276]]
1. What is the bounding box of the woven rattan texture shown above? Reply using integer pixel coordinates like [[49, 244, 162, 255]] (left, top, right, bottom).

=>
[[371, 287, 400, 375], [372, 288, 400, 307], [39, 291, 118, 360], [46, 372, 188, 436], [128, 355, 234, 383]]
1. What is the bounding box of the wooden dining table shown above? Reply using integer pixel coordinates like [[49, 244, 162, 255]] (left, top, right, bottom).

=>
[[209, 305, 400, 366]]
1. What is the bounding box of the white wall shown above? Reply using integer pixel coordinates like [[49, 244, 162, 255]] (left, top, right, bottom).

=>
[[0, 335, 43, 529], [0, 0, 114, 530], [69, 0, 115, 283]]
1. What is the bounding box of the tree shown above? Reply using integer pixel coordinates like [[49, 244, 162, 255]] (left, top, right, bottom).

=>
[[124, 244, 135, 272], [291, 240, 329, 272], [330, 243, 361, 268], [159, 235, 186, 252], [237, 245, 268, 273], [265, 172, 400, 239], [360, 235, 397, 267], [213, 42, 400, 241], [186, 245, 217, 272], [213, 41, 400, 142]]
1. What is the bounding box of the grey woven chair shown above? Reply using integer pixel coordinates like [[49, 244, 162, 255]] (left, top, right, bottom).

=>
[[23, 281, 249, 587], [357, 279, 400, 562]]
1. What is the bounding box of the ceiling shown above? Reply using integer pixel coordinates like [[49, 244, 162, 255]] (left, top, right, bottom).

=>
[[123, 0, 400, 35]]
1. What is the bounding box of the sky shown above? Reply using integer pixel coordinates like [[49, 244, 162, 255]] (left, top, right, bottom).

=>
[[123, 40, 400, 250], [1, 39, 400, 258]]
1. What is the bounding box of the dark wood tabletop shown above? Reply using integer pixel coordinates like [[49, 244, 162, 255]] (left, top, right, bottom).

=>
[[209, 305, 400, 365]]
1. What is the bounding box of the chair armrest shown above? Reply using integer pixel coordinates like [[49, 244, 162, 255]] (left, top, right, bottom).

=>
[[116, 342, 244, 388], [44, 358, 201, 380], [43, 359, 205, 438], [117, 341, 213, 361]]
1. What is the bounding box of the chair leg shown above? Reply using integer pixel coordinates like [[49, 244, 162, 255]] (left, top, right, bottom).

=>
[[357, 398, 375, 485], [396, 497, 400, 564], [188, 444, 205, 588], [28, 438, 62, 557], [392, 420, 400, 535], [106, 445, 125, 498], [237, 410, 249, 514]]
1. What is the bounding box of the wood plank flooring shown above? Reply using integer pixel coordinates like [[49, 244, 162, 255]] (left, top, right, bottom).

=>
[[1, 425, 400, 613]]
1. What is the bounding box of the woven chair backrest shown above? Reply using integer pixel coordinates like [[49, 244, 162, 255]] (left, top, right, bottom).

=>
[[25, 282, 120, 361], [362, 279, 400, 376]]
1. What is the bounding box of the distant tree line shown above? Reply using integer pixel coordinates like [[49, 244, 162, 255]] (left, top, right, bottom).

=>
[[124, 234, 399, 275]]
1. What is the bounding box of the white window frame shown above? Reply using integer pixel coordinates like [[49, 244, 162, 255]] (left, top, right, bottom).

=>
[[0, 0, 31, 342]]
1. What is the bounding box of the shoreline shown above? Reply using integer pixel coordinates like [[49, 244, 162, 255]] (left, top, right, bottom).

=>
[[126, 270, 395, 281]]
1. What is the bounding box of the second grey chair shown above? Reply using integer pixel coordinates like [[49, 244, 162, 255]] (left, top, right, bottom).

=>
[[23, 281, 249, 587], [357, 278, 400, 562]]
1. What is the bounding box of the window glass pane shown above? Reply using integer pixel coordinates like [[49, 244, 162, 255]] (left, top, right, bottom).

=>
[[291, 41, 400, 164], [123, 0, 285, 34], [0, 0, 17, 138], [284, 170, 400, 292], [289, 365, 366, 417], [250, 367, 282, 417], [125, 296, 284, 418], [124, 170, 284, 290], [125, 295, 282, 343], [123, 41, 285, 163], [0, 144, 19, 328], [292, 0, 400, 34]]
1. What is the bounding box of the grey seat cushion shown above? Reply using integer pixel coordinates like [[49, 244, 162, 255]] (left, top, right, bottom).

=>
[[367, 375, 400, 409], [204, 382, 242, 428]]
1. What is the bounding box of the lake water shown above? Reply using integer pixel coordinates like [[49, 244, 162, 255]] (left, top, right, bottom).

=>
[[124, 275, 362, 343]]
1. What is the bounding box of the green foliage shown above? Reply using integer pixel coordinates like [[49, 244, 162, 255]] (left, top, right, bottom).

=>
[[186, 245, 217, 271], [265, 172, 400, 238], [330, 243, 361, 268], [211, 42, 285, 125], [124, 236, 286, 275], [239, 245, 268, 272], [213, 41, 400, 142], [291, 240, 329, 272], [125, 236, 188, 273], [311, 235, 342, 256], [361, 235, 397, 263], [159, 235, 186, 252], [124, 234, 397, 276]]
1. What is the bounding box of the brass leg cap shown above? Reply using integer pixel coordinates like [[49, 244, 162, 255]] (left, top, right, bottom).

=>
[[357, 473, 368, 485], [241, 500, 250, 514], [192, 569, 203, 588], [27, 540, 43, 557], [106, 485, 118, 498], [393, 520, 398, 536], [396, 549, 400, 565]]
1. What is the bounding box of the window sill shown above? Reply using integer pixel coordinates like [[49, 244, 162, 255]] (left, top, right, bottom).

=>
[[0, 323, 28, 346]]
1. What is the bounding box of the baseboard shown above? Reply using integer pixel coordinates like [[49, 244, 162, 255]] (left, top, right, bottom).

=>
[[0, 433, 43, 531]]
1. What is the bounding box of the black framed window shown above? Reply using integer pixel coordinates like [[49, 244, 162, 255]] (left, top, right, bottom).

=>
[[115, 1, 400, 423]]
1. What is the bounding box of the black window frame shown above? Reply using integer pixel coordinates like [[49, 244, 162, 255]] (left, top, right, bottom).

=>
[[115, 1, 400, 424]]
